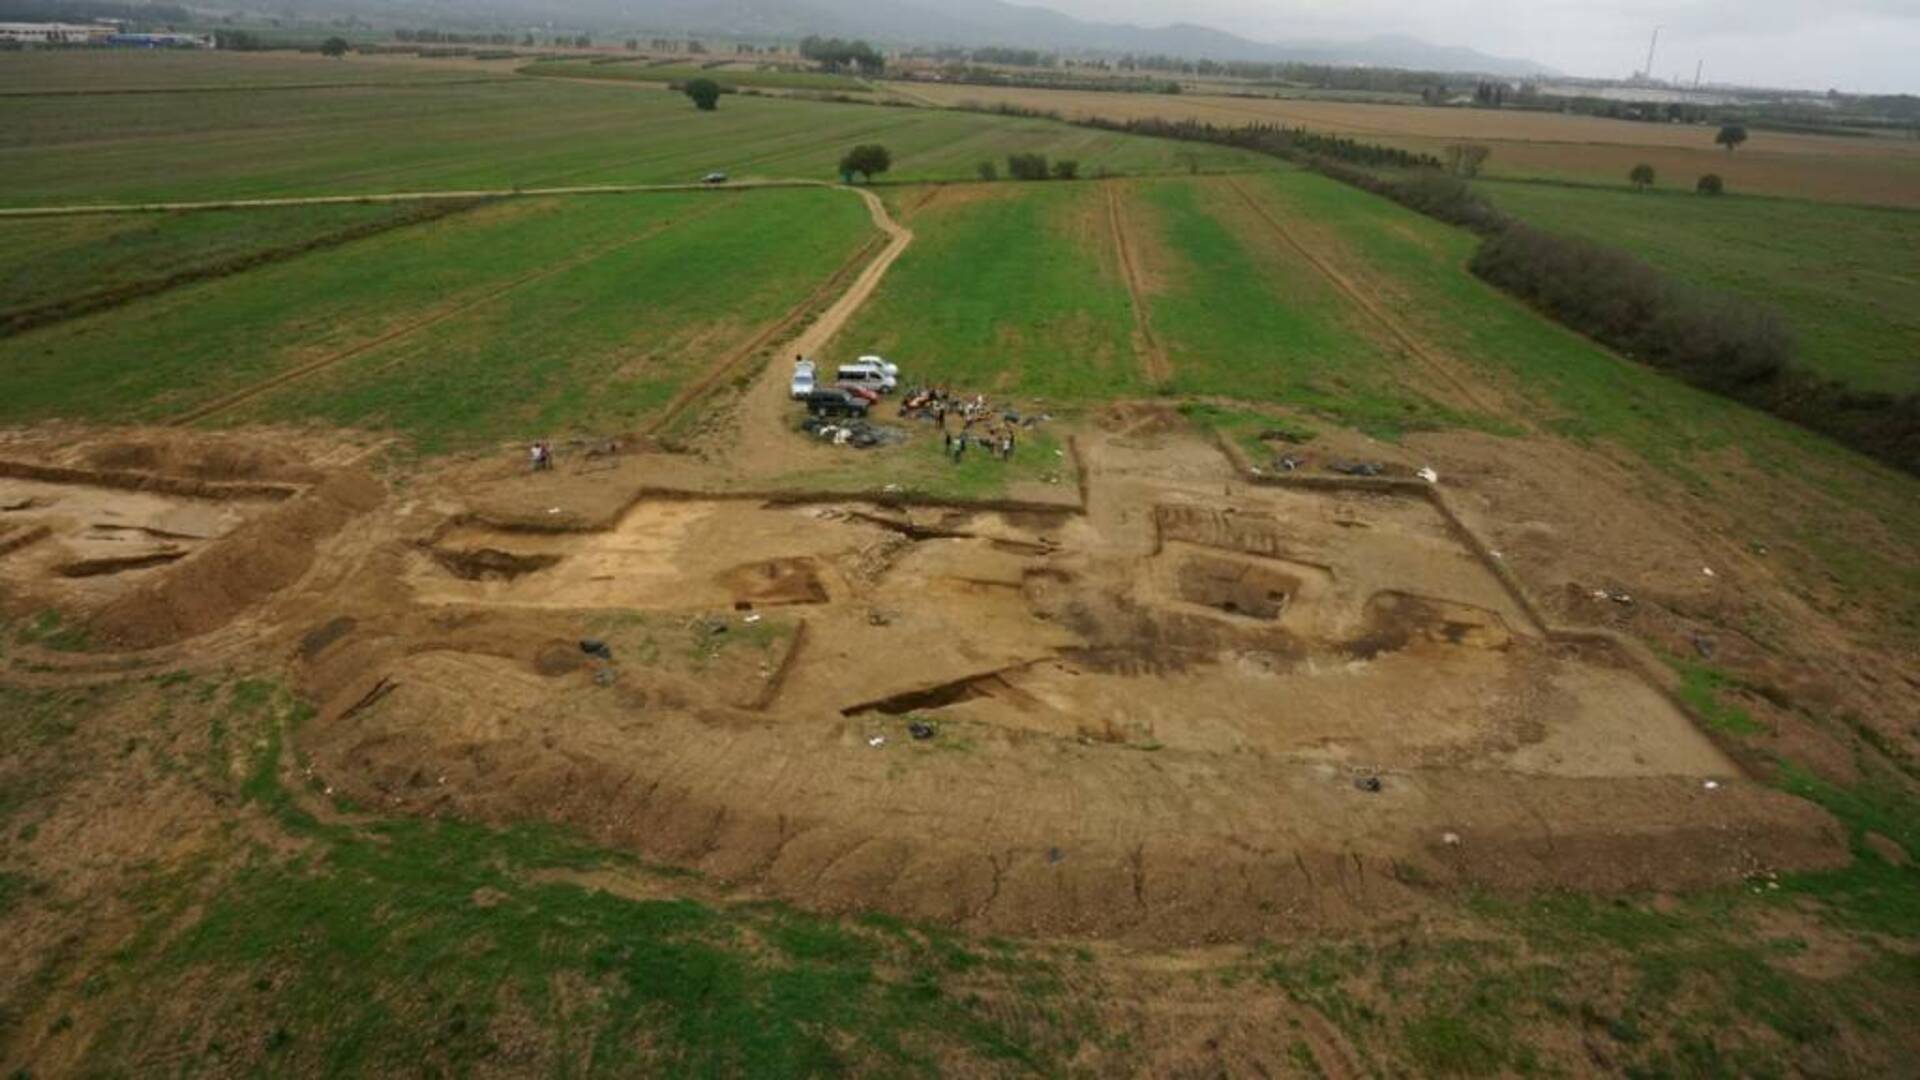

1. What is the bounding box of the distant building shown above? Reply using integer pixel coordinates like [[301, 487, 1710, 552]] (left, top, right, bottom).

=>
[[0, 23, 212, 48], [0, 22, 116, 45], [105, 31, 214, 49]]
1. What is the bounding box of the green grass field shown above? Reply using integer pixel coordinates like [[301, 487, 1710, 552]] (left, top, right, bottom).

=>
[[1482, 180, 1920, 397], [0, 57, 1265, 206], [829, 184, 1142, 401], [0, 188, 875, 451], [1133, 177, 1462, 435], [521, 58, 870, 92]]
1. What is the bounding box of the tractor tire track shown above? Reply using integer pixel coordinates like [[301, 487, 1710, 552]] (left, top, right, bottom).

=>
[[171, 198, 729, 427], [1222, 177, 1510, 420], [1105, 180, 1170, 387]]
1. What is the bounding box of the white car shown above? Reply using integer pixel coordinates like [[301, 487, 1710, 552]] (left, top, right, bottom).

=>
[[789, 359, 816, 399], [836, 364, 896, 394], [853, 354, 899, 378]]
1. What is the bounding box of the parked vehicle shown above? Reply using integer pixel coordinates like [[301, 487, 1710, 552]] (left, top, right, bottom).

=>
[[852, 354, 899, 378], [701, 172, 728, 185], [803, 388, 869, 418], [790, 359, 816, 399], [835, 364, 895, 393], [833, 382, 881, 403]]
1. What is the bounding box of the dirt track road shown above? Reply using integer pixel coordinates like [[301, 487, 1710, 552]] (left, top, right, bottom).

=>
[[724, 186, 914, 475], [1105, 182, 1171, 387]]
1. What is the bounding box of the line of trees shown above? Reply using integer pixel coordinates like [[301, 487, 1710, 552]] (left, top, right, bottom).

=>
[[798, 35, 883, 74]]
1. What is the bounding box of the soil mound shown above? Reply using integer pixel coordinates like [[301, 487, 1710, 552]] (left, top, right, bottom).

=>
[[83, 435, 316, 484]]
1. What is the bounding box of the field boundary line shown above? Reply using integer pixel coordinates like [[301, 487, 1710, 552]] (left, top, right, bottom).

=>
[[1221, 177, 1509, 419], [1104, 180, 1171, 387], [1, 199, 487, 340], [170, 199, 729, 427], [0, 179, 832, 219]]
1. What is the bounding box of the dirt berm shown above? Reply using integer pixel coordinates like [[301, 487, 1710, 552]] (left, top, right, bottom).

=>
[[89, 469, 384, 648]]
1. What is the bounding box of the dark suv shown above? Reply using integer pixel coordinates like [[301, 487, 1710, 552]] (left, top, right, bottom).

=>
[[803, 388, 870, 418]]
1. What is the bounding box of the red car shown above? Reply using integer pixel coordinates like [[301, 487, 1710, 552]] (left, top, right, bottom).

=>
[[833, 382, 881, 403]]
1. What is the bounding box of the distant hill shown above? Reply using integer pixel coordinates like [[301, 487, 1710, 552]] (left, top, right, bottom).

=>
[[241, 0, 1555, 77]]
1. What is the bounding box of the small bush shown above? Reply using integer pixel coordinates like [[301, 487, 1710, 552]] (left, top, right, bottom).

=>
[[1050, 159, 1079, 180], [1697, 173, 1725, 196], [975, 161, 997, 181], [1630, 163, 1655, 189]]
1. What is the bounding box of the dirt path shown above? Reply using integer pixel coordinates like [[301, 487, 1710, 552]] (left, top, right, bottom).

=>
[[1104, 181, 1171, 387], [1222, 177, 1510, 420], [722, 187, 916, 476], [0, 179, 830, 219], [171, 201, 727, 427]]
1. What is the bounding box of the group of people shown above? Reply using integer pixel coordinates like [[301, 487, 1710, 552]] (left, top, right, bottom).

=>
[[942, 425, 1016, 463], [898, 386, 1028, 465]]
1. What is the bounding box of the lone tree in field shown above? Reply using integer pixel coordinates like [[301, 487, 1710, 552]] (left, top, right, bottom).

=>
[[319, 36, 350, 58], [839, 144, 891, 182], [1629, 163, 1655, 190], [1697, 173, 1725, 196], [684, 78, 722, 111], [976, 160, 998, 181], [1715, 123, 1748, 154]]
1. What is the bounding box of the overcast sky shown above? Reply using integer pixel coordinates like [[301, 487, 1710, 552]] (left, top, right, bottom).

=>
[[1029, 0, 1920, 93]]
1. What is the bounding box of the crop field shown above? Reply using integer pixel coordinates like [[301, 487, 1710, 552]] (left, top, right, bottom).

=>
[[521, 58, 871, 92], [0, 56, 1264, 207], [2, 48, 1919, 1079], [0, 188, 875, 450], [1481, 179, 1920, 396], [840, 176, 1460, 434], [892, 81, 1920, 208]]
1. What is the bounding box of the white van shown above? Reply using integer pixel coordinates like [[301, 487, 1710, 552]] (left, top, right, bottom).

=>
[[790, 359, 816, 399], [835, 364, 895, 393]]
